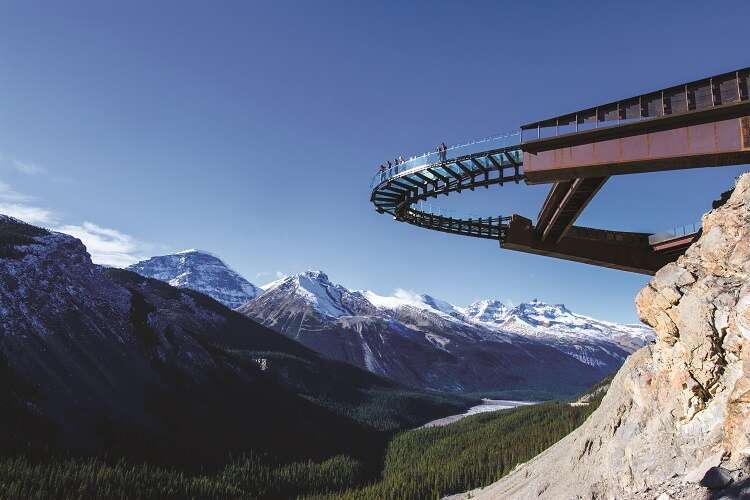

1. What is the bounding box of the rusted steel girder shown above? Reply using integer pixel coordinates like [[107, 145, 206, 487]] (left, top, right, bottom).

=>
[[535, 177, 608, 242], [501, 215, 697, 275], [523, 109, 750, 184]]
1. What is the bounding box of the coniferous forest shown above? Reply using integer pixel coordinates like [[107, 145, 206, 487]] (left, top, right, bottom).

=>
[[0, 381, 606, 499]]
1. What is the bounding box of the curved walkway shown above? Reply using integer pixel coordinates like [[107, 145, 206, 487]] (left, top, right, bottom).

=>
[[370, 133, 523, 241]]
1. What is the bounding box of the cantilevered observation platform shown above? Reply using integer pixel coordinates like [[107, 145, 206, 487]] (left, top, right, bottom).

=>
[[370, 67, 750, 274]]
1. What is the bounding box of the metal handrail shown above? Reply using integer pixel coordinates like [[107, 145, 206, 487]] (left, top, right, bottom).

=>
[[648, 223, 700, 245]]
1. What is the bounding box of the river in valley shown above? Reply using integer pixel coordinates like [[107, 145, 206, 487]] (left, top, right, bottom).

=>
[[421, 399, 537, 428]]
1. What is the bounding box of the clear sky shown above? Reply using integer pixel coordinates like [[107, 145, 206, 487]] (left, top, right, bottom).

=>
[[0, 0, 747, 323]]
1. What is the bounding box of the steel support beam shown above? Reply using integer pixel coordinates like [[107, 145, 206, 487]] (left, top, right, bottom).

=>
[[425, 168, 450, 184], [486, 154, 503, 170], [454, 160, 473, 176], [388, 179, 413, 191], [537, 177, 608, 242], [523, 108, 750, 184], [502, 215, 692, 275], [471, 158, 487, 172], [444, 165, 464, 181]]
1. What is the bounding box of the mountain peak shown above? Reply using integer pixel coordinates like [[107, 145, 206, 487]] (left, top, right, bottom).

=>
[[128, 251, 260, 309], [250, 269, 366, 319], [463, 299, 510, 324], [300, 269, 329, 282], [176, 248, 216, 256], [516, 300, 571, 317]]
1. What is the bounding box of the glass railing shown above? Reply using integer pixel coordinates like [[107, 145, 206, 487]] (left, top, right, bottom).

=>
[[370, 131, 521, 190], [409, 201, 502, 222], [648, 223, 701, 245]]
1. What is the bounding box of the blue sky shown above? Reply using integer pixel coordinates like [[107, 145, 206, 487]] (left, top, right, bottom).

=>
[[0, 0, 747, 323]]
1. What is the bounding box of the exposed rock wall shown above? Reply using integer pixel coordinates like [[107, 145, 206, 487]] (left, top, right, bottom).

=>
[[457, 173, 750, 499]]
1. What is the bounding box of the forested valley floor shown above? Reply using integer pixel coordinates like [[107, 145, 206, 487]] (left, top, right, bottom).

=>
[[0, 382, 607, 500]]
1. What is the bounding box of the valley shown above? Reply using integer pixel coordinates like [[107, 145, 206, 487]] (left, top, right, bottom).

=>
[[0, 214, 643, 499]]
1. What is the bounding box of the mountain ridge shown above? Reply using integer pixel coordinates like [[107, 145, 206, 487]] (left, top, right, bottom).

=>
[[239, 270, 653, 396], [252, 270, 651, 348], [126, 254, 653, 397]]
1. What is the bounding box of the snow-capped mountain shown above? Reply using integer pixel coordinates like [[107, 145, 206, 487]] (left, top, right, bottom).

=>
[[128, 250, 260, 309], [239, 271, 654, 397], [490, 299, 652, 347], [462, 299, 510, 325], [364, 289, 464, 318], [462, 299, 653, 367]]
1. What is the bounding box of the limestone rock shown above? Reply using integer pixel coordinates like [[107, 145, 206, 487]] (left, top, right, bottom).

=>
[[457, 174, 750, 499]]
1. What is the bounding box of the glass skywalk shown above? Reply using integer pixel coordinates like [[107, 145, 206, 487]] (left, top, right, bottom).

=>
[[370, 131, 522, 191]]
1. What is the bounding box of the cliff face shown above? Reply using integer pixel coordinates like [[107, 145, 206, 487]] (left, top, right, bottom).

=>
[[459, 174, 750, 500]]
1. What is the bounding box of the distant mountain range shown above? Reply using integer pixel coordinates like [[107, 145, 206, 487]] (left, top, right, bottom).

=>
[[127, 252, 653, 397], [239, 271, 652, 396]]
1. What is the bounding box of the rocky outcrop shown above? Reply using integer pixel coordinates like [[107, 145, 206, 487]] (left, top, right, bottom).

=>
[[456, 174, 750, 500]]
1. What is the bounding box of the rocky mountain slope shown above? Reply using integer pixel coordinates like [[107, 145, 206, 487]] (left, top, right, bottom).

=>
[[128, 250, 260, 309], [0, 216, 468, 466], [459, 174, 750, 499], [238, 271, 652, 397]]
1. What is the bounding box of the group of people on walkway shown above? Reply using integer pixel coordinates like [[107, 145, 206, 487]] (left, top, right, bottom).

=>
[[378, 155, 406, 174], [376, 142, 449, 176]]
